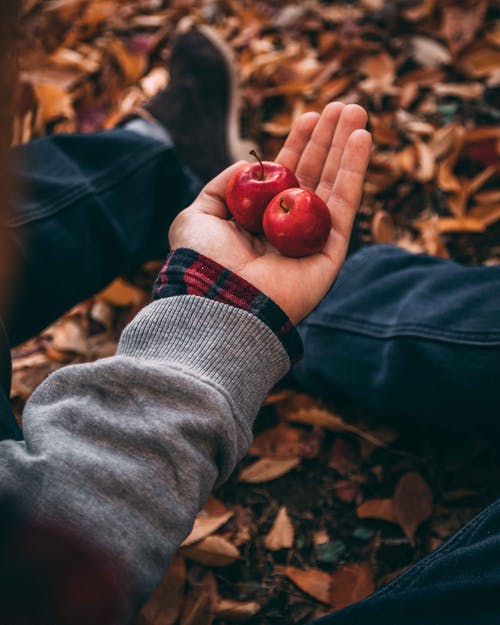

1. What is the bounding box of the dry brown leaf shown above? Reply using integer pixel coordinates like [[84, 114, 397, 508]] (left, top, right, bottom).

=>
[[411, 37, 451, 67], [278, 393, 397, 450], [335, 479, 362, 503], [249, 422, 321, 459], [239, 457, 300, 483], [181, 593, 214, 625], [181, 536, 239, 567], [441, 2, 487, 55], [46, 318, 88, 355], [357, 498, 397, 524], [313, 529, 330, 545], [414, 140, 436, 183], [215, 599, 261, 622], [403, 0, 435, 22], [98, 278, 145, 307], [428, 123, 461, 160], [328, 438, 360, 477], [433, 83, 484, 100], [264, 506, 294, 551], [329, 562, 375, 610], [284, 566, 331, 604], [90, 299, 114, 330], [416, 217, 485, 234], [459, 44, 500, 78], [359, 52, 397, 96], [137, 554, 186, 625], [33, 83, 75, 131], [182, 497, 233, 547], [470, 204, 500, 227], [474, 189, 500, 205], [110, 37, 148, 84], [371, 210, 396, 244], [393, 472, 433, 545], [79, 0, 116, 34]]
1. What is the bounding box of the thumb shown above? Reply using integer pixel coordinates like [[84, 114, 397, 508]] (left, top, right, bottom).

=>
[[194, 161, 246, 218]]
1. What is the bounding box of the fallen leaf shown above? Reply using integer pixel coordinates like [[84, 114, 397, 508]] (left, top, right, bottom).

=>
[[411, 36, 451, 67], [239, 457, 300, 483], [180, 593, 214, 625], [393, 472, 433, 545], [137, 555, 186, 625], [182, 497, 233, 547], [109, 37, 148, 84], [45, 318, 88, 355], [329, 562, 375, 610], [357, 498, 397, 524], [33, 83, 75, 132], [215, 599, 261, 622], [99, 278, 146, 307], [433, 83, 484, 100], [313, 529, 330, 545], [264, 506, 294, 551], [181, 536, 239, 567], [335, 479, 362, 504], [284, 566, 331, 604], [459, 44, 500, 78], [441, 2, 487, 55], [249, 422, 322, 459], [328, 438, 360, 477], [414, 140, 436, 182]]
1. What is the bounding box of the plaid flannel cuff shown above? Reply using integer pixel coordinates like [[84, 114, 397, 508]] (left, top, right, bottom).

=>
[[152, 248, 303, 364]]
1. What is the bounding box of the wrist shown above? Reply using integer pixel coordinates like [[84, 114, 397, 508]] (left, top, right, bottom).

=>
[[153, 248, 303, 363]]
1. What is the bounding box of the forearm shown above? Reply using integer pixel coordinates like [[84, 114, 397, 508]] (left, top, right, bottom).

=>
[[0, 295, 291, 605]]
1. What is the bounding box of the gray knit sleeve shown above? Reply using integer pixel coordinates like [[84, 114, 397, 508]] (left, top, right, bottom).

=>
[[0, 296, 290, 605]]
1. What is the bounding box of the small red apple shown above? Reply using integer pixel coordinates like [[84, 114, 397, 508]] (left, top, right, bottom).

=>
[[225, 151, 299, 233], [263, 188, 332, 257]]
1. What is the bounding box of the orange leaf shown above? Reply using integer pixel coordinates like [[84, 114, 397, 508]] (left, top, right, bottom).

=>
[[239, 457, 300, 483], [249, 422, 321, 459], [138, 554, 186, 625], [182, 497, 233, 547], [329, 562, 375, 610], [357, 498, 397, 524], [441, 2, 487, 55], [285, 566, 331, 604], [264, 506, 294, 551], [181, 536, 239, 567], [393, 472, 433, 545]]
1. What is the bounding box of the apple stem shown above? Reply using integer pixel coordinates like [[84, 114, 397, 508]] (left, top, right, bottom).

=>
[[249, 149, 265, 181], [279, 197, 290, 213]]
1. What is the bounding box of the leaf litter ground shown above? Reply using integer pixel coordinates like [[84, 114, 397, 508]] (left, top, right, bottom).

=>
[[10, 1, 500, 623]]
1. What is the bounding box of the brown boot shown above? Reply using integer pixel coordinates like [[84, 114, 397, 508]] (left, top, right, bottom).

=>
[[142, 25, 252, 183]]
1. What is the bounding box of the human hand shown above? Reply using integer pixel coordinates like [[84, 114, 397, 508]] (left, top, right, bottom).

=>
[[169, 102, 372, 324]]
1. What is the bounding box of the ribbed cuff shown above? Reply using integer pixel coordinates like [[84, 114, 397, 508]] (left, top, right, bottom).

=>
[[117, 296, 291, 420], [153, 248, 303, 363]]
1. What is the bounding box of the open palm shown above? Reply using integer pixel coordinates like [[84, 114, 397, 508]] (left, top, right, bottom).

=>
[[169, 102, 372, 324]]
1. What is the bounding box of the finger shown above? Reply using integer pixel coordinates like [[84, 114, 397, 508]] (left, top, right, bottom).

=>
[[275, 111, 320, 173], [194, 160, 247, 217], [294, 102, 345, 190], [326, 129, 372, 244], [315, 104, 368, 203]]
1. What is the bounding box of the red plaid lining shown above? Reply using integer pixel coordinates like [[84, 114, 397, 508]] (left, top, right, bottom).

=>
[[153, 248, 303, 363]]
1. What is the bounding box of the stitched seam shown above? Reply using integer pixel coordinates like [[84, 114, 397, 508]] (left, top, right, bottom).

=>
[[8, 141, 168, 228], [303, 315, 500, 346]]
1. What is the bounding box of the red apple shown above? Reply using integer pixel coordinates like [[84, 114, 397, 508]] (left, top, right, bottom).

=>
[[263, 188, 332, 257], [225, 151, 299, 233]]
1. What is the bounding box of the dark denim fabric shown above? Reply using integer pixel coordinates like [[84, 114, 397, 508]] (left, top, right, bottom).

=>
[[294, 245, 500, 625], [295, 245, 500, 440], [1, 127, 200, 440], [5, 128, 198, 346]]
